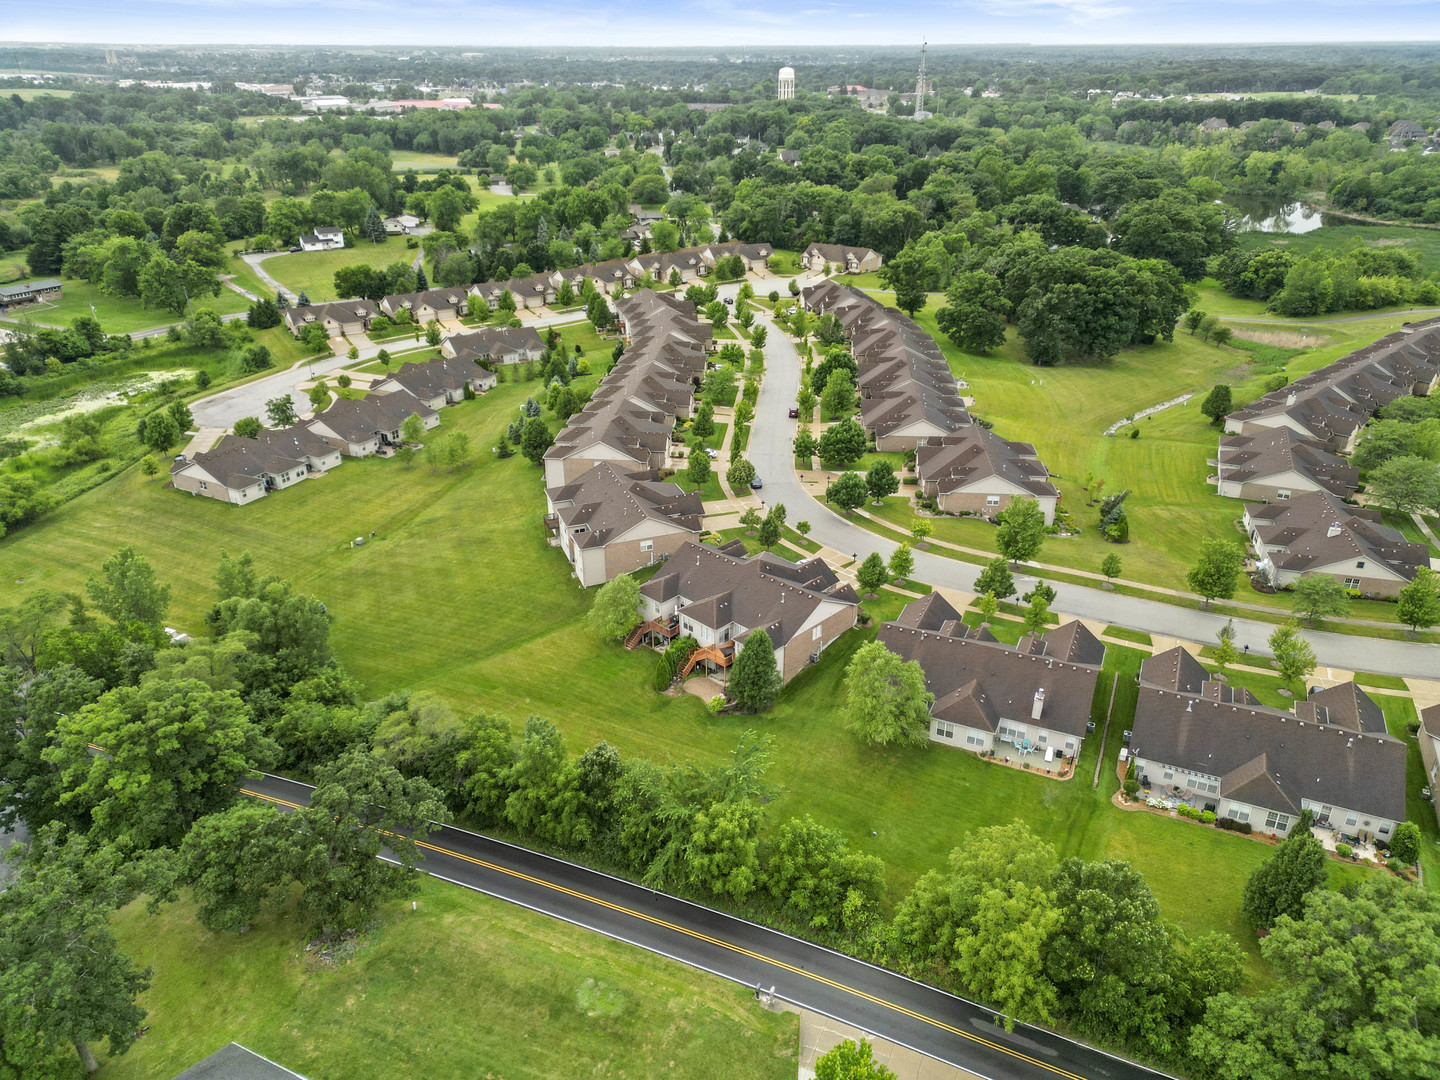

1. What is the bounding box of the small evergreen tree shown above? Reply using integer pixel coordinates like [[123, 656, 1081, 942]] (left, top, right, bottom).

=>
[[729, 629, 782, 713], [856, 552, 888, 593]]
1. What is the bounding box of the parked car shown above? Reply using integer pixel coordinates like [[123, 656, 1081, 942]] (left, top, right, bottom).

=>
[[750, 475, 763, 490], [705, 448, 718, 459], [788, 406, 799, 418], [723, 296, 734, 305]]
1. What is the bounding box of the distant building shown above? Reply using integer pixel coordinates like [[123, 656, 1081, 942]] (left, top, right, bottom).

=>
[[0, 277, 61, 313], [298, 226, 345, 252], [778, 66, 795, 101]]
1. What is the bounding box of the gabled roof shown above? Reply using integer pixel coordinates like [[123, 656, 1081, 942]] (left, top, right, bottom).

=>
[[638, 541, 856, 648], [171, 437, 303, 490], [1217, 426, 1358, 496], [1132, 684, 1407, 824], [1296, 682, 1388, 734], [878, 602, 1103, 738], [1246, 490, 1427, 582], [916, 429, 1059, 500], [546, 463, 703, 549], [284, 300, 378, 329], [443, 325, 544, 361]]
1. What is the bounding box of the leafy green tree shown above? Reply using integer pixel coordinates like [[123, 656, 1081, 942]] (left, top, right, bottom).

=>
[[843, 641, 933, 747], [587, 575, 640, 641], [814, 1039, 898, 1080], [1268, 619, 1316, 687], [686, 799, 763, 901], [1243, 812, 1325, 926], [793, 426, 818, 460], [765, 816, 885, 931], [829, 471, 868, 514], [726, 458, 756, 489], [1398, 567, 1440, 632], [995, 498, 1046, 564], [891, 821, 1061, 1028], [46, 678, 275, 850], [1186, 538, 1244, 607], [141, 410, 180, 454], [889, 543, 915, 584], [820, 369, 856, 422], [685, 444, 711, 486], [1200, 384, 1233, 425], [1386, 820, 1422, 866], [1100, 553, 1122, 581], [757, 506, 782, 548], [878, 240, 941, 317], [178, 801, 308, 934], [87, 546, 170, 641], [307, 381, 331, 412], [265, 396, 298, 428], [729, 628, 781, 714], [1214, 619, 1240, 674], [691, 402, 715, 441], [974, 556, 1016, 601], [1192, 877, 1440, 1080], [977, 591, 999, 624], [856, 552, 888, 593], [1292, 574, 1350, 624], [865, 460, 899, 502], [502, 717, 574, 844], [0, 827, 174, 1076], [936, 271, 1010, 354], [1023, 593, 1050, 635], [1368, 454, 1440, 515], [520, 416, 553, 465], [232, 416, 261, 439], [818, 417, 866, 468]]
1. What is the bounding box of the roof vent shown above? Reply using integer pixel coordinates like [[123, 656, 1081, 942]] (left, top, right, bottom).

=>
[[1326, 522, 1343, 538]]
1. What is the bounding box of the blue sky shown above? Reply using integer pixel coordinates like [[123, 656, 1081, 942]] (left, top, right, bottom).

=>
[[4, 0, 1439, 47]]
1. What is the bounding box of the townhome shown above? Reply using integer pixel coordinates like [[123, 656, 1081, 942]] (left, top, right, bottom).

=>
[[801, 243, 883, 274], [913, 428, 1060, 524], [473, 272, 556, 310], [1215, 426, 1358, 502], [253, 424, 343, 475], [299, 226, 345, 252], [372, 356, 495, 407], [171, 437, 311, 504], [877, 594, 1104, 763], [379, 287, 469, 324], [1244, 490, 1428, 597], [442, 325, 545, 365], [803, 279, 975, 450], [283, 300, 378, 339], [305, 393, 439, 458], [545, 464, 705, 586], [1131, 649, 1408, 845], [542, 290, 708, 487], [1223, 320, 1440, 450], [635, 540, 859, 684]]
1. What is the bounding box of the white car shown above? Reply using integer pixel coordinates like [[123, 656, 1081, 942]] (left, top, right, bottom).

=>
[[705, 448, 719, 459]]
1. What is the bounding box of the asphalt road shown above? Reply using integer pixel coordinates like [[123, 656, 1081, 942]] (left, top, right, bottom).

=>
[[744, 309, 1440, 679], [245, 772, 1173, 1080]]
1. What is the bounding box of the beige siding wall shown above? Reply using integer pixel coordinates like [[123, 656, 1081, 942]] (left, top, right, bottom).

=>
[[602, 529, 696, 583], [935, 490, 1057, 525], [779, 605, 857, 683], [1274, 568, 1407, 599]]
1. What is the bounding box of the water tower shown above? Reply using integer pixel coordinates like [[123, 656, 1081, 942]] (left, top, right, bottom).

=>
[[778, 66, 795, 100]]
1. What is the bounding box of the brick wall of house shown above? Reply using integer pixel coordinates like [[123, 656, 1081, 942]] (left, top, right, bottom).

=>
[[779, 605, 858, 683]]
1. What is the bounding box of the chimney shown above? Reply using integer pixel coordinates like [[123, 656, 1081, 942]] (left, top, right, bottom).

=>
[[1032, 687, 1045, 721]]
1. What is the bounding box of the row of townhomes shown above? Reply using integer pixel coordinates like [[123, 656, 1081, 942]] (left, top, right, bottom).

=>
[[1218, 318, 1440, 596], [631, 539, 860, 685], [801, 279, 1061, 524], [171, 357, 491, 504], [800, 243, 884, 275], [543, 289, 711, 581], [878, 593, 1104, 763], [282, 286, 474, 338], [1131, 647, 1408, 845]]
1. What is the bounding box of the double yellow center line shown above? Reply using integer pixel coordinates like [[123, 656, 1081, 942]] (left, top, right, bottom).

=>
[[243, 787, 1089, 1080]]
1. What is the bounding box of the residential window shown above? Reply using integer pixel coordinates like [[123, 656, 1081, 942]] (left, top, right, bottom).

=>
[[1379, 824, 1391, 836], [812, 625, 823, 640], [935, 722, 955, 740], [1355, 560, 1365, 570], [1344, 578, 1361, 590], [965, 734, 982, 747], [640, 541, 654, 552], [1037, 732, 1047, 743], [1266, 811, 1290, 832], [1276, 490, 1290, 500], [1163, 770, 1174, 780], [1346, 812, 1358, 827], [198, 481, 208, 490], [985, 495, 1000, 506], [1065, 740, 1075, 751]]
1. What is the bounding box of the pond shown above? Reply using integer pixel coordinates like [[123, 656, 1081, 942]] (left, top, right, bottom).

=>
[[1227, 198, 1327, 234]]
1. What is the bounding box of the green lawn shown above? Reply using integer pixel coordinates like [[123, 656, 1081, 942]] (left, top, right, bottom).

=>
[[0, 277, 249, 335], [102, 881, 798, 1080], [1237, 222, 1440, 277], [264, 244, 417, 303]]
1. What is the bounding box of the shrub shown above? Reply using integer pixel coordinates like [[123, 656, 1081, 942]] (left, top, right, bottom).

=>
[[1335, 843, 1354, 859], [706, 696, 726, 715], [1201, 810, 1217, 824], [1122, 778, 1140, 799], [1215, 817, 1253, 834]]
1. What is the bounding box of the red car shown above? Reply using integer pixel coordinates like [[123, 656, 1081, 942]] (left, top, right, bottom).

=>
[[788, 406, 800, 418]]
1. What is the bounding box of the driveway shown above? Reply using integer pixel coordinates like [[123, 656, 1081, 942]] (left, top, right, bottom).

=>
[[745, 309, 1440, 679], [240, 251, 292, 302]]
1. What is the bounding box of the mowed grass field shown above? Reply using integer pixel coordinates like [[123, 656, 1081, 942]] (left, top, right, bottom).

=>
[[0, 349, 1353, 979], [104, 880, 798, 1080], [263, 243, 417, 303]]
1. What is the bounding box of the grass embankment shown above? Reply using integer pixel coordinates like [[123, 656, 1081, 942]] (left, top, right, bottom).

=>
[[264, 244, 417, 304], [0, 277, 250, 335], [103, 881, 797, 1080]]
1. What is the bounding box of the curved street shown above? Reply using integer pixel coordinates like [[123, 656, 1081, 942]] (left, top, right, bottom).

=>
[[246, 772, 1172, 1080], [744, 309, 1440, 678]]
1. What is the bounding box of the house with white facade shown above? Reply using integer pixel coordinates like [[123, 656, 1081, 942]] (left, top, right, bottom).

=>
[[298, 226, 345, 252]]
